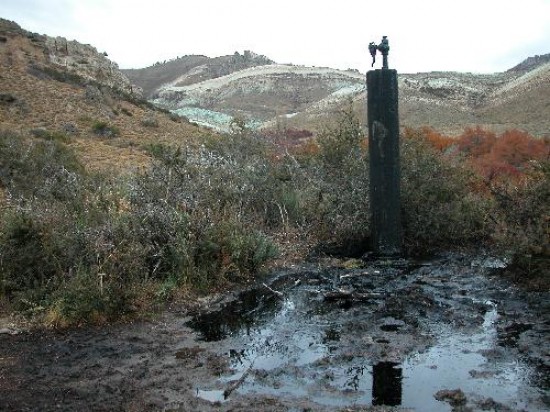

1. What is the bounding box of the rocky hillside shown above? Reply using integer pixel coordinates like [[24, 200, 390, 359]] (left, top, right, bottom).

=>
[[0, 18, 212, 174], [507, 53, 550, 73], [130, 51, 550, 137]]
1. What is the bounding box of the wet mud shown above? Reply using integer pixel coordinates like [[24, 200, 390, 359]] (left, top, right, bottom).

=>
[[1, 253, 549, 411]]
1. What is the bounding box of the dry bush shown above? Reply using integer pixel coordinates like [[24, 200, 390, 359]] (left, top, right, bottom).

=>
[[491, 161, 550, 285]]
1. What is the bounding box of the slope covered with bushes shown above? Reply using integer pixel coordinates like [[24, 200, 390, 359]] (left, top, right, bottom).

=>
[[1, 109, 548, 326]]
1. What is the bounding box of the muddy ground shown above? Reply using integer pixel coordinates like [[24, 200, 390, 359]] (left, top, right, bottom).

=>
[[1, 253, 549, 411]]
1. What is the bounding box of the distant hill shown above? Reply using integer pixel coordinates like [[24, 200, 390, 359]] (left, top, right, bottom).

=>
[[398, 64, 550, 136], [122, 51, 274, 98], [127, 51, 550, 137]]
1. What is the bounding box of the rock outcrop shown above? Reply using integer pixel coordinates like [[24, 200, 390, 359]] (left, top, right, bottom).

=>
[[507, 53, 550, 73], [43, 35, 142, 97], [0, 18, 141, 98]]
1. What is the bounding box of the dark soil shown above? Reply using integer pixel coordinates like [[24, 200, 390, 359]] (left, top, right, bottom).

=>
[[1, 253, 549, 411]]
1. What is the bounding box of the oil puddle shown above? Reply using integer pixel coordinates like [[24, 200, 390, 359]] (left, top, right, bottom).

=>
[[186, 287, 283, 341], [189, 257, 550, 411]]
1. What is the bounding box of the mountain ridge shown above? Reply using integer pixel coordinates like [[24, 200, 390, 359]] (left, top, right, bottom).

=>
[[2, 17, 549, 141], [122, 46, 550, 136], [129, 53, 549, 136]]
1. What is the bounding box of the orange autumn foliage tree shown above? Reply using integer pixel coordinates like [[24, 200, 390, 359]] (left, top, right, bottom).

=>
[[404, 126, 549, 182], [456, 126, 497, 158], [421, 126, 454, 151], [402, 126, 454, 151], [490, 130, 549, 167], [456, 128, 550, 181]]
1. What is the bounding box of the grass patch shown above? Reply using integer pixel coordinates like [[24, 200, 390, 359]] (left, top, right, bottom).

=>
[[92, 121, 120, 137]]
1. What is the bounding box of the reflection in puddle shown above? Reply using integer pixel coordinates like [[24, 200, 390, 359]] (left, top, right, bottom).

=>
[[372, 362, 402, 406], [187, 267, 549, 411]]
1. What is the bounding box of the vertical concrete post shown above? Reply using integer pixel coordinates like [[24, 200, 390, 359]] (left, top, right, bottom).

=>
[[367, 68, 402, 256]]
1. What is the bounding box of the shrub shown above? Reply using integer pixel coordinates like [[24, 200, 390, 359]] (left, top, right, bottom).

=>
[[196, 220, 278, 282], [491, 160, 550, 284], [141, 116, 159, 128], [106, 202, 192, 283], [144, 142, 172, 159], [456, 126, 497, 157], [0, 179, 142, 321], [401, 129, 493, 254], [129, 139, 280, 286], [0, 131, 84, 201], [45, 269, 131, 327], [0, 128, 280, 323], [120, 107, 133, 116], [3, 110, 548, 323], [0, 211, 57, 294], [92, 121, 120, 137], [30, 127, 71, 143], [169, 112, 183, 122], [453, 127, 549, 182], [0, 93, 16, 104], [29, 65, 85, 86], [308, 104, 370, 247]]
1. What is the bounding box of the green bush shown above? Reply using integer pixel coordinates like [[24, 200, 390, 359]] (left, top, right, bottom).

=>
[[196, 220, 278, 282], [105, 204, 192, 283], [0, 128, 282, 323], [46, 269, 131, 327], [2, 111, 548, 324], [0, 212, 57, 294], [120, 107, 133, 116], [400, 132, 493, 254], [144, 142, 174, 159], [0, 131, 84, 200], [141, 116, 159, 128], [0, 185, 145, 322], [129, 141, 280, 286], [30, 65, 85, 86], [30, 128, 71, 143]]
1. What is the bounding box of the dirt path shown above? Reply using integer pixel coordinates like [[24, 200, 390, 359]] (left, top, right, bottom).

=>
[[1, 254, 549, 411]]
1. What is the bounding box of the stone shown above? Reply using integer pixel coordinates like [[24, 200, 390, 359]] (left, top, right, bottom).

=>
[[434, 388, 467, 406], [0, 327, 20, 335], [85, 85, 102, 102], [63, 123, 78, 135]]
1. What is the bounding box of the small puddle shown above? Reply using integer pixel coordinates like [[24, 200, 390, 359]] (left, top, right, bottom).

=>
[[189, 258, 550, 411]]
